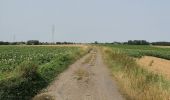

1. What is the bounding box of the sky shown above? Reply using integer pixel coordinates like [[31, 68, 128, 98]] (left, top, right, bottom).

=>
[[0, 0, 170, 43]]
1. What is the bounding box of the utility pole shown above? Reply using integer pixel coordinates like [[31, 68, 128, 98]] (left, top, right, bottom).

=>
[[52, 25, 55, 44]]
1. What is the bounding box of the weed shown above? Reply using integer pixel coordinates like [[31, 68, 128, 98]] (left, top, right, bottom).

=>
[[149, 60, 154, 66]]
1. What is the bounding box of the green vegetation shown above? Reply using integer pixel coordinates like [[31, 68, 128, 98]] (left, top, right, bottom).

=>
[[102, 46, 170, 100], [105, 44, 170, 59], [0, 46, 87, 100]]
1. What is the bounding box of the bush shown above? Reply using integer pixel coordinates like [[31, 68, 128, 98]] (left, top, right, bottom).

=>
[[0, 61, 46, 100]]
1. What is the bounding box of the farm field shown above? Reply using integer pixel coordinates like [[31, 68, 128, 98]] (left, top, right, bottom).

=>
[[0, 45, 88, 100], [1, 44, 170, 100], [105, 44, 170, 60], [102, 45, 170, 100], [2, 0, 170, 99]]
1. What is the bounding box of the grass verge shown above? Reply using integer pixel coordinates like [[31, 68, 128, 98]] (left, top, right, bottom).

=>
[[102, 47, 170, 100]]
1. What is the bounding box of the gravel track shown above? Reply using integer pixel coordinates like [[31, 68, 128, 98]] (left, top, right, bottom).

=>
[[34, 49, 124, 100]]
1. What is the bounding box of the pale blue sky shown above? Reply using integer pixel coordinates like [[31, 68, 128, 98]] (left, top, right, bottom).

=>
[[0, 0, 170, 42]]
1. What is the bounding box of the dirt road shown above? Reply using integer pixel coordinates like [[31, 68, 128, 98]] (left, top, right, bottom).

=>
[[34, 49, 124, 100]]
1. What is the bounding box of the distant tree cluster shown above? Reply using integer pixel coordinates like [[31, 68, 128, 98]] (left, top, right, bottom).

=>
[[152, 42, 170, 46], [0, 41, 25, 45], [1, 40, 170, 46], [0, 41, 10, 45], [90, 41, 99, 44], [0, 40, 77, 45], [40, 42, 76, 45], [100, 40, 150, 45], [27, 40, 39, 45], [55, 42, 76, 45], [127, 40, 150, 45]]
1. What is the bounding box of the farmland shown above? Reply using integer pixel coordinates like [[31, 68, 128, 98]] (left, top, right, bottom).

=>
[[1, 44, 170, 100], [0, 45, 88, 100], [105, 44, 170, 60], [102, 45, 170, 100]]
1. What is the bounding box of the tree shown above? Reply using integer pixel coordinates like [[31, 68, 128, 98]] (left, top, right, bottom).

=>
[[127, 40, 149, 45], [27, 40, 39, 45], [0, 41, 9, 45], [94, 41, 98, 44], [152, 42, 170, 46]]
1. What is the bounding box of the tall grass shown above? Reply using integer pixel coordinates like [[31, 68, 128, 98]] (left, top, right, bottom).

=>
[[102, 47, 170, 100]]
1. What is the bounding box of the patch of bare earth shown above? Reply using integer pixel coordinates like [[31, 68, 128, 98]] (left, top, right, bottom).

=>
[[137, 56, 170, 79], [33, 49, 124, 100], [152, 46, 170, 48]]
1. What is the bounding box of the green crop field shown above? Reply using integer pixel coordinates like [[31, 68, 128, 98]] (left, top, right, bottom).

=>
[[0, 45, 87, 100], [105, 44, 170, 60]]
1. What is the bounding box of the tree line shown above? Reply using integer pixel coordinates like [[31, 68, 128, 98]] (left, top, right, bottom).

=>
[[101, 40, 170, 46], [0, 40, 77, 45], [127, 40, 170, 46], [1, 40, 170, 46]]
